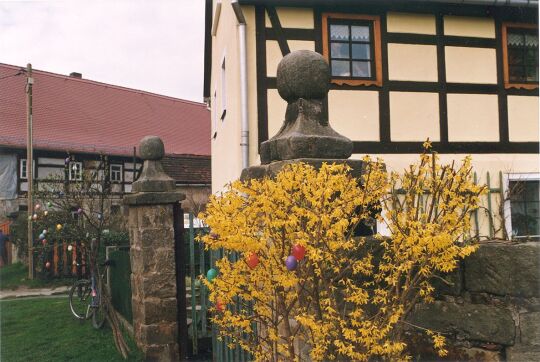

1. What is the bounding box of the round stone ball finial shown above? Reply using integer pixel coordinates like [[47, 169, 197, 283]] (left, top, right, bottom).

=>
[[276, 50, 330, 103], [139, 136, 165, 160]]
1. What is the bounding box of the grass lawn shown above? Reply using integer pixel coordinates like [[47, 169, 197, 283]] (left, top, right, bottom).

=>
[[0, 263, 74, 291], [0, 296, 143, 361]]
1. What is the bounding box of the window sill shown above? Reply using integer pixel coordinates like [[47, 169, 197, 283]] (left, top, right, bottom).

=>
[[331, 78, 382, 87], [504, 82, 539, 90]]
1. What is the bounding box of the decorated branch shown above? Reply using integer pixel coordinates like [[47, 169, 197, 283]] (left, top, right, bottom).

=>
[[200, 145, 486, 361]]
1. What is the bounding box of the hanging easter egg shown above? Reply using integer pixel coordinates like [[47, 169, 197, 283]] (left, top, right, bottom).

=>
[[42, 229, 47, 235], [59, 191, 64, 197], [32, 214, 38, 220], [43, 211, 48, 216], [72, 260, 77, 266], [56, 223, 62, 231], [42, 239, 47, 246], [292, 244, 306, 261], [28, 215, 32, 221], [207, 268, 218, 282], [39, 233, 45, 240], [285, 255, 298, 271], [216, 298, 225, 312], [97, 213, 102, 220], [72, 164, 77, 171], [45, 261, 51, 269], [47, 201, 52, 207], [77, 208, 83, 215], [67, 244, 73, 251], [34, 204, 41, 210], [246, 253, 259, 269], [65, 157, 70, 165]]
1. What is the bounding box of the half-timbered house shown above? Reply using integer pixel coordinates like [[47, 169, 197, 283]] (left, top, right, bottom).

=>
[[204, 0, 539, 239], [0, 63, 211, 220]]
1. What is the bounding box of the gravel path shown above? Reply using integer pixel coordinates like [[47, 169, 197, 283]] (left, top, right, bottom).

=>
[[0, 286, 69, 300]]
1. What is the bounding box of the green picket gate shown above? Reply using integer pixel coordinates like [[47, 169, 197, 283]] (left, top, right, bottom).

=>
[[183, 212, 251, 361]]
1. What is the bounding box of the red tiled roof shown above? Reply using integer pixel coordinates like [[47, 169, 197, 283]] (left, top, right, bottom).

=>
[[162, 155, 211, 184], [0, 63, 210, 157]]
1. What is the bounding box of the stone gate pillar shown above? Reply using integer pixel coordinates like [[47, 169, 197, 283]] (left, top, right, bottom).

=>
[[124, 136, 185, 361], [241, 50, 366, 180]]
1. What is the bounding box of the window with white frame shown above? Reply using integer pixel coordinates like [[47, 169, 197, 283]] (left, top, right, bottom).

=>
[[504, 173, 540, 239], [20, 159, 35, 180], [110, 164, 123, 183], [69, 161, 82, 181], [212, 89, 218, 139], [220, 56, 227, 120]]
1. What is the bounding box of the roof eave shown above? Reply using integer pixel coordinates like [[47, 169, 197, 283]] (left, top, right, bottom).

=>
[[237, 0, 538, 7]]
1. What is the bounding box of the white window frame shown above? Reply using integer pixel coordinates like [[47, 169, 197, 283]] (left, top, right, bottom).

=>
[[110, 164, 123, 183], [69, 161, 83, 181], [212, 89, 218, 139], [20, 159, 35, 180], [220, 53, 227, 121], [502, 172, 540, 239]]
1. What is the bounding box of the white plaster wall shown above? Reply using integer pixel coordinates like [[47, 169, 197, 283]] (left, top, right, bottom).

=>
[[507, 96, 539, 142], [443, 16, 495, 38], [447, 94, 499, 141], [266, 7, 314, 29], [328, 90, 380, 141], [266, 40, 315, 77], [386, 12, 436, 34], [388, 44, 438, 82], [390, 92, 440, 141], [445, 47, 497, 84]]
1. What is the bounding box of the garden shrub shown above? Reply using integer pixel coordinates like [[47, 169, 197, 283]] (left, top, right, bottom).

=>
[[200, 145, 485, 361]]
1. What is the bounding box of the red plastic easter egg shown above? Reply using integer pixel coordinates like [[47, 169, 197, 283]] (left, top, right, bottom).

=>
[[42, 239, 47, 245], [216, 298, 225, 312], [45, 262, 51, 269], [292, 244, 306, 261], [246, 253, 259, 269]]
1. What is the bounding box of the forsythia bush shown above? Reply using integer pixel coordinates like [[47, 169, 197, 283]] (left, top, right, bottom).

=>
[[200, 146, 486, 361]]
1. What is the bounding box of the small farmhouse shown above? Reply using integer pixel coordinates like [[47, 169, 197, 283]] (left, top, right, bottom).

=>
[[204, 0, 539, 239], [0, 63, 211, 220]]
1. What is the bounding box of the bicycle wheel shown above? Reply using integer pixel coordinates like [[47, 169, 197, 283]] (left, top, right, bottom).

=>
[[69, 279, 92, 320], [91, 293, 107, 329]]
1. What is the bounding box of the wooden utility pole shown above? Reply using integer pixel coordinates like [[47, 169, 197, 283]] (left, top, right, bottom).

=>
[[26, 63, 34, 279]]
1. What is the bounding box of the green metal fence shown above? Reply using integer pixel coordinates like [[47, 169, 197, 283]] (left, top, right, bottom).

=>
[[184, 213, 251, 361], [107, 246, 132, 323]]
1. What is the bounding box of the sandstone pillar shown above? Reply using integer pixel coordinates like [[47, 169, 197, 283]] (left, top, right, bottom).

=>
[[241, 50, 366, 180], [124, 136, 185, 361]]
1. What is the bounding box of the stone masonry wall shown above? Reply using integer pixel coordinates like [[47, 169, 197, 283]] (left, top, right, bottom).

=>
[[409, 241, 540, 361], [129, 204, 179, 360]]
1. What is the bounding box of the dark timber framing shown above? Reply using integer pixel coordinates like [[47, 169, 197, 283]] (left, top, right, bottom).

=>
[[254, 3, 539, 154]]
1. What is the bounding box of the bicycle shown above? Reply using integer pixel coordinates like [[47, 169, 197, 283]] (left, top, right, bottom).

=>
[[69, 259, 114, 329]]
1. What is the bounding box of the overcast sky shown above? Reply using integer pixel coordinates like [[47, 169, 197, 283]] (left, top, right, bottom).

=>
[[0, 0, 206, 102]]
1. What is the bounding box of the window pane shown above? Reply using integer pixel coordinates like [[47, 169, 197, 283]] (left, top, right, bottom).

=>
[[330, 25, 349, 41], [525, 34, 539, 48], [331, 42, 350, 59], [352, 43, 370, 60], [351, 26, 370, 41], [524, 180, 540, 201], [352, 61, 371, 77], [331, 60, 350, 77], [509, 66, 525, 82], [526, 66, 539, 82], [508, 32, 525, 47], [526, 48, 538, 64], [508, 48, 524, 65]]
